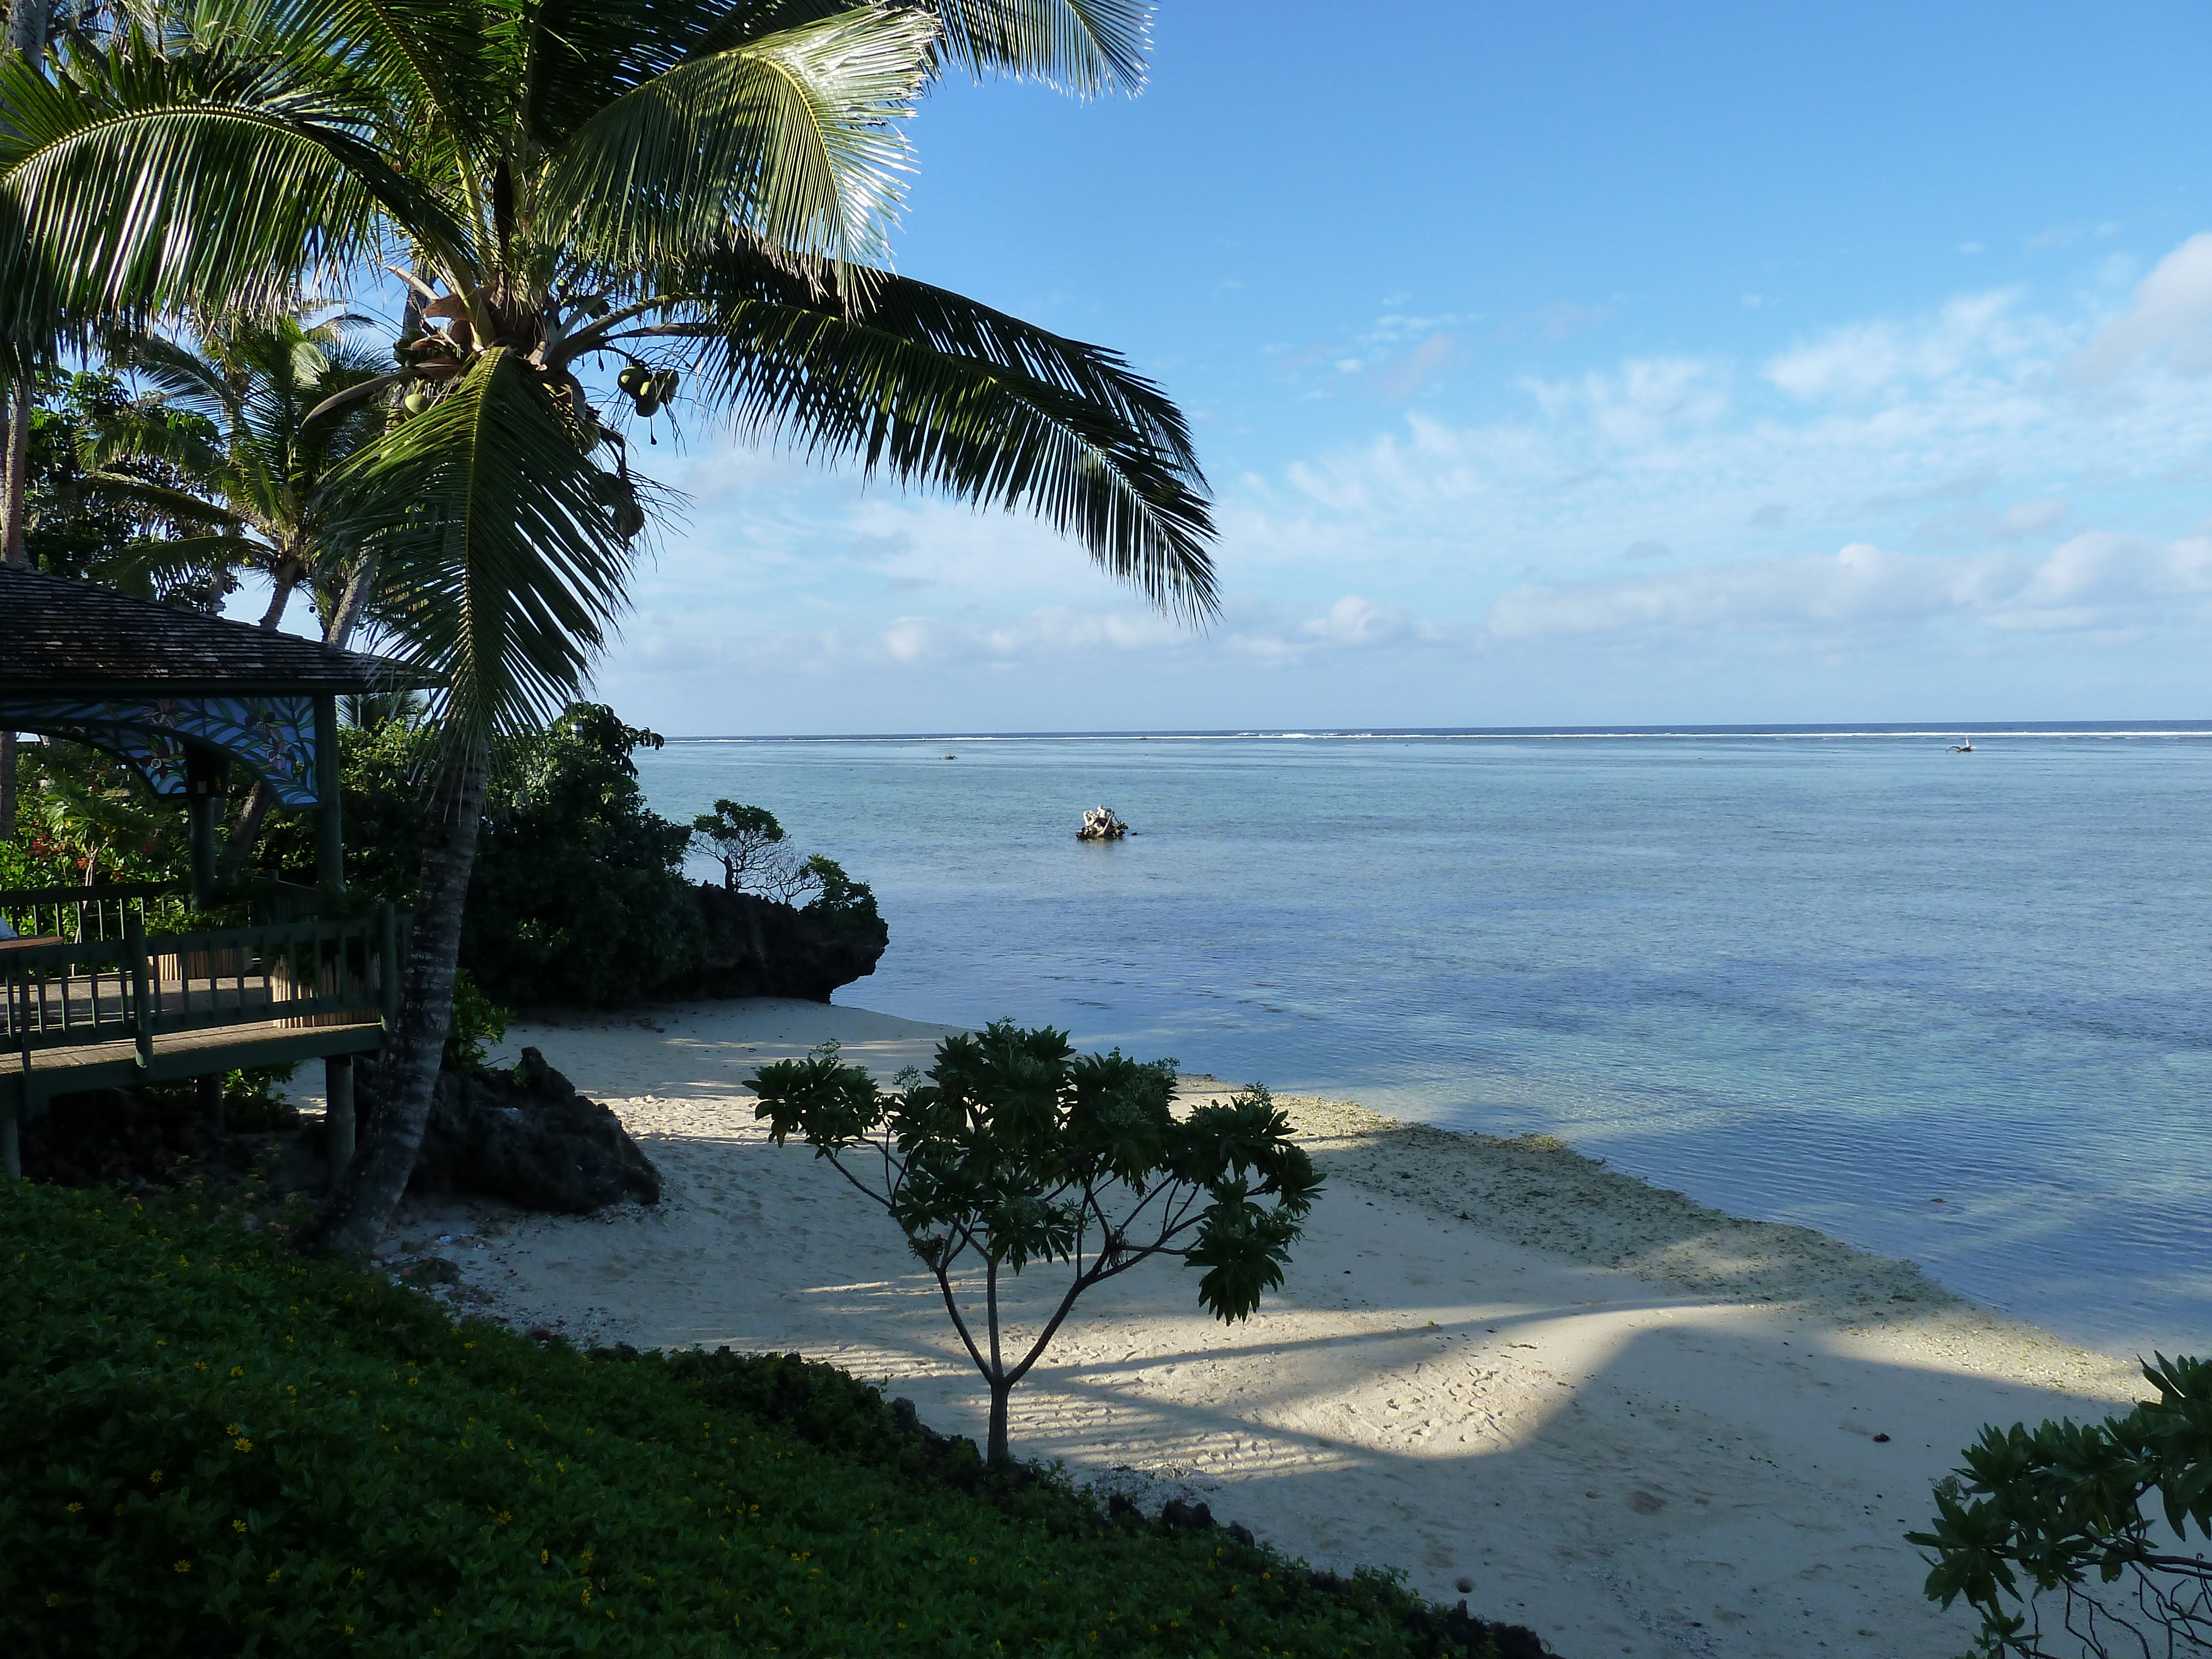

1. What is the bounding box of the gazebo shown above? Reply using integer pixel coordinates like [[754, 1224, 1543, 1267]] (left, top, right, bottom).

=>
[[0, 565, 439, 1182]]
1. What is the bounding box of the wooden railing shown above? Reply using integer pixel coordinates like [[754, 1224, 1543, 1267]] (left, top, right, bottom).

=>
[[2, 904, 405, 1065], [0, 882, 185, 946]]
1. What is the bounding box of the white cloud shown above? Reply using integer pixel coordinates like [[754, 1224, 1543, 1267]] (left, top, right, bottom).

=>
[[2069, 232, 2212, 382], [599, 231, 2212, 729], [1764, 290, 2035, 401], [1486, 533, 2212, 643]]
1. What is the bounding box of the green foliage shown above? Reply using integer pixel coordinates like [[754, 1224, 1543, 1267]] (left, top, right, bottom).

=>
[[465, 705, 703, 1006], [81, 314, 392, 632], [1911, 1354, 2212, 1656], [691, 798, 790, 893], [262, 702, 706, 1009], [0, 1181, 1503, 1658], [19, 369, 227, 601], [802, 853, 880, 928], [441, 969, 510, 1073], [10, 737, 187, 884], [749, 1023, 1319, 1462]]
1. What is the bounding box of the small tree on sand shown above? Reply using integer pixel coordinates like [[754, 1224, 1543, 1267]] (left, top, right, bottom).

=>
[[749, 1021, 1322, 1464]]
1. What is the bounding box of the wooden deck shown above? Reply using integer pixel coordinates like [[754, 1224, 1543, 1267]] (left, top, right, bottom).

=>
[[2, 905, 405, 1120]]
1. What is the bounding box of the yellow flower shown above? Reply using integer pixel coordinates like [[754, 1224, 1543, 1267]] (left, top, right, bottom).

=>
[[232, 1520, 247, 1533], [173, 1560, 190, 1574], [540, 1550, 549, 1565], [267, 1569, 281, 1583], [234, 1438, 253, 1453], [64, 1502, 81, 1514], [229, 1366, 243, 1378], [44, 1594, 61, 1608]]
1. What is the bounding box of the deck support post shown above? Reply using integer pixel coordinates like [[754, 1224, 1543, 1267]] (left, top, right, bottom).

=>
[[199, 1073, 223, 1138], [186, 792, 218, 910], [326, 1053, 354, 1185], [313, 695, 344, 896], [1, 1102, 17, 1181]]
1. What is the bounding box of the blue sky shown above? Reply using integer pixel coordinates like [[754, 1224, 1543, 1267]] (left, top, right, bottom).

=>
[[539, 4, 2212, 732]]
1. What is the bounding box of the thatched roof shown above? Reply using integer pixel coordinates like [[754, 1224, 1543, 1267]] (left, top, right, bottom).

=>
[[0, 565, 439, 696]]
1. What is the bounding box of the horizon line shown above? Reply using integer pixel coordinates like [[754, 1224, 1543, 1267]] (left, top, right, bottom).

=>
[[652, 720, 2212, 744]]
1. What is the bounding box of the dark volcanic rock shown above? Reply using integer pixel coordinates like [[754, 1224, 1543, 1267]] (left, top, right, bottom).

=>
[[411, 1047, 660, 1212], [675, 884, 888, 1002]]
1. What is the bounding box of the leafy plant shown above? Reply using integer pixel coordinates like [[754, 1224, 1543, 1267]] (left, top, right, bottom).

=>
[[801, 853, 880, 927], [1911, 1353, 2212, 1656], [749, 1022, 1322, 1464], [260, 702, 707, 1009], [15, 367, 226, 597], [441, 969, 509, 1073], [11, 735, 184, 883]]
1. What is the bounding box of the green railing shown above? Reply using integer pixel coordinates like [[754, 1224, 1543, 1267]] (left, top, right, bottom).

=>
[[2, 904, 405, 1066], [0, 882, 186, 946]]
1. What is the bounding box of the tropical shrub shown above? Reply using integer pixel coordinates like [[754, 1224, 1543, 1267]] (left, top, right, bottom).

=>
[[440, 969, 510, 1073], [750, 1022, 1320, 1463], [1911, 1354, 2212, 1656], [0, 1181, 1527, 1658], [261, 702, 706, 1008], [801, 853, 880, 929]]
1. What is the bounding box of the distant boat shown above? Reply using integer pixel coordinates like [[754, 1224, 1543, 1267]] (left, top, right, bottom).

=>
[[1949, 736, 1974, 752]]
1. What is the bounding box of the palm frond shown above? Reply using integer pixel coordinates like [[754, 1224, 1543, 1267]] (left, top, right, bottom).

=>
[[685, 0, 1148, 93], [631, 249, 1215, 617], [539, 6, 930, 289], [81, 470, 251, 530], [0, 33, 470, 328], [99, 328, 243, 424], [317, 348, 639, 747], [907, 0, 1149, 93]]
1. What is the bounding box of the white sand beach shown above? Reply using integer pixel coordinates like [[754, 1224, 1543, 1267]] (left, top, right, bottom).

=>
[[323, 998, 2151, 1659]]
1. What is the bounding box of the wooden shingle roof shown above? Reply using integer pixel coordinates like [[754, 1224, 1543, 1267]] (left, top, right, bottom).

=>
[[0, 565, 440, 696]]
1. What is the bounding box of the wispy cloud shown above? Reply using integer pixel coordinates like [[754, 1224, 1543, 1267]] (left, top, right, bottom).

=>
[[603, 232, 2212, 728], [1487, 532, 2212, 644]]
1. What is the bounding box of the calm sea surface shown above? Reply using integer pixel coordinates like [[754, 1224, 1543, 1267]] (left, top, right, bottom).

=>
[[634, 726, 2212, 1359]]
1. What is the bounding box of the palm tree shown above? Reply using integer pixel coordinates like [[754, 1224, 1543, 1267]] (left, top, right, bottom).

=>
[[84, 315, 392, 874], [84, 315, 389, 630], [1, 0, 1215, 1254]]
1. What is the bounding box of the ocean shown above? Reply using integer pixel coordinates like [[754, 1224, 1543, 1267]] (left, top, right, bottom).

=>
[[633, 724, 2212, 1360]]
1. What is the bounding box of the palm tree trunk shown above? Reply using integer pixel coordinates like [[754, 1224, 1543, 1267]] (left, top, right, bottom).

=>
[[1, 379, 30, 839], [294, 733, 487, 1256]]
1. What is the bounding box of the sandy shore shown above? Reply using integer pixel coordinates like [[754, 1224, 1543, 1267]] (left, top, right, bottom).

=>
[[315, 998, 2148, 1658]]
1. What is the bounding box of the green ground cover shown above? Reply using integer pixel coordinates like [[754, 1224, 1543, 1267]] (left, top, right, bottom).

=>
[[1, 1180, 1531, 1657]]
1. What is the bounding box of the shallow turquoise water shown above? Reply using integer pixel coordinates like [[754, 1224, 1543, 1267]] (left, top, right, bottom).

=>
[[635, 726, 2212, 1358]]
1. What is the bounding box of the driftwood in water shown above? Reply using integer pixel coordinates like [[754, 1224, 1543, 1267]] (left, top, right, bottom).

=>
[[1078, 806, 1127, 842]]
